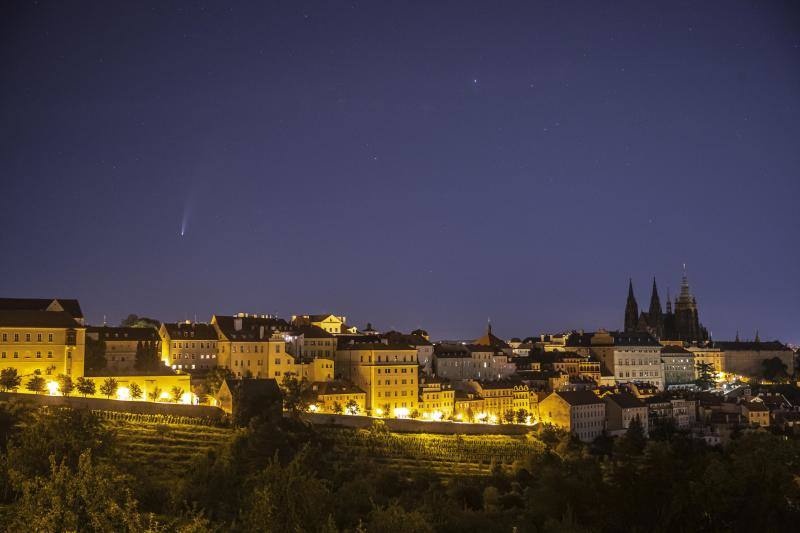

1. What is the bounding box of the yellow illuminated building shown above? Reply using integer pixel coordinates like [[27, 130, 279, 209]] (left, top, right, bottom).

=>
[[297, 357, 334, 382], [539, 390, 606, 442], [336, 342, 418, 415], [291, 314, 351, 334], [159, 321, 219, 372], [212, 314, 296, 379], [455, 380, 536, 423], [310, 380, 366, 414], [0, 299, 86, 381], [418, 378, 455, 420]]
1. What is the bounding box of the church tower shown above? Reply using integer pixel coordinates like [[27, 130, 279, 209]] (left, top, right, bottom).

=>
[[673, 269, 708, 343], [647, 277, 664, 338], [624, 279, 639, 333]]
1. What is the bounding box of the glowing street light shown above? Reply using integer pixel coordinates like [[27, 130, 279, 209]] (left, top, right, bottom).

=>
[[308, 404, 319, 413], [393, 407, 410, 418], [46, 381, 59, 396]]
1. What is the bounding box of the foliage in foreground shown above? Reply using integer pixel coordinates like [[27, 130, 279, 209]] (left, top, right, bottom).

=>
[[0, 399, 799, 532]]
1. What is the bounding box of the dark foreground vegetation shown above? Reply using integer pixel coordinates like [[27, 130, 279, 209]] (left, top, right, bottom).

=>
[[0, 399, 798, 532]]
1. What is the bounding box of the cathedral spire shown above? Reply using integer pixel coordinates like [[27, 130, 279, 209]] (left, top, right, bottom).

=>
[[624, 278, 639, 332], [649, 277, 662, 315], [735, 330, 740, 342]]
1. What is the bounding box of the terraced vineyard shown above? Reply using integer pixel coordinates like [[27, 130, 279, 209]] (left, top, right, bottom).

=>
[[320, 427, 546, 477], [93, 412, 545, 481], [98, 412, 235, 481]]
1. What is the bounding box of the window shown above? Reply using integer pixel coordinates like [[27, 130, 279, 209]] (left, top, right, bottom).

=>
[[37, 333, 42, 342], [14, 334, 19, 342], [47, 351, 52, 358], [25, 334, 31, 342], [275, 358, 281, 365], [36, 351, 41, 358]]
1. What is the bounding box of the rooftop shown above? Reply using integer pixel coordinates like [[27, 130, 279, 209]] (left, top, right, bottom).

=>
[[552, 390, 604, 406], [0, 310, 82, 328], [0, 298, 84, 319]]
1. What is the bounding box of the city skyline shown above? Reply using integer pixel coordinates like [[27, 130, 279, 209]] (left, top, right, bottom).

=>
[[2, 1, 798, 343]]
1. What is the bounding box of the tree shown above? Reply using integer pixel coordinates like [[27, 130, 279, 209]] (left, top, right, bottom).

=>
[[332, 401, 343, 414], [503, 410, 516, 424], [171, 386, 185, 403], [695, 362, 716, 390], [367, 501, 434, 533], [84, 336, 107, 372], [133, 339, 161, 372], [75, 377, 96, 398], [240, 448, 334, 533], [0, 368, 22, 392], [762, 357, 789, 383], [129, 383, 143, 400], [381, 403, 391, 418], [7, 408, 115, 480], [26, 375, 46, 395], [281, 374, 311, 415], [205, 367, 234, 396], [148, 386, 162, 402], [409, 409, 420, 419], [516, 408, 529, 424], [56, 374, 74, 397], [120, 314, 160, 328], [11, 451, 154, 532], [345, 399, 360, 415], [99, 377, 118, 399], [616, 416, 647, 457]]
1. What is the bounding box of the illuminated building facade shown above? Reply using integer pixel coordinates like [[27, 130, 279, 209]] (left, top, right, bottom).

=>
[[159, 321, 219, 372], [335, 342, 418, 414], [0, 302, 86, 380], [212, 314, 295, 379]]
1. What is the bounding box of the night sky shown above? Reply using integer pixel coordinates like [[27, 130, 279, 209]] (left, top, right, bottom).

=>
[[1, 1, 798, 342]]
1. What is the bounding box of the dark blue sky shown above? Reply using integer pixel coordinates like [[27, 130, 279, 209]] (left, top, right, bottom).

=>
[[1, 1, 798, 342]]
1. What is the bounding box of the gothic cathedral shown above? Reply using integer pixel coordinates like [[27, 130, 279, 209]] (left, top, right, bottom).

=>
[[624, 272, 708, 343]]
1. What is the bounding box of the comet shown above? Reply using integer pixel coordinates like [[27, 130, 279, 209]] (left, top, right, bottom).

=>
[[180, 196, 192, 237]]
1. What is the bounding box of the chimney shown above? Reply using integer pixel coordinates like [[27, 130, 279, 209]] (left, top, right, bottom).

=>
[[234, 318, 242, 331], [259, 325, 265, 339]]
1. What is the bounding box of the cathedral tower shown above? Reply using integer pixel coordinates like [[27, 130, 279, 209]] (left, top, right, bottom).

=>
[[624, 279, 639, 333], [646, 277, 664, 338]]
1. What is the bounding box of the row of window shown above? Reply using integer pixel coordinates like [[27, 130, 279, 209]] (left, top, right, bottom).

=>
[[376, 367, 414, 374], [376, 391, 413, 398], [618, 370, 661, 378], [2, 333, 55, 343], [380, 379, 414, 385], [232, 358, 288, 367], [1, 351, 54, 359], [305, 340, 332, 346], [172, 353, 217, 360], [172, 342, 217, 349]]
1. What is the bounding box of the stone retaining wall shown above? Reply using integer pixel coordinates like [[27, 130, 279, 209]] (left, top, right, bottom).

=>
[[302, 412, 532, 435], [0, 392, 225, 419]]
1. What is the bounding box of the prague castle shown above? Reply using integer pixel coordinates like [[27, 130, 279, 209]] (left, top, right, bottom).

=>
[[624, 271, 709, 343]]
